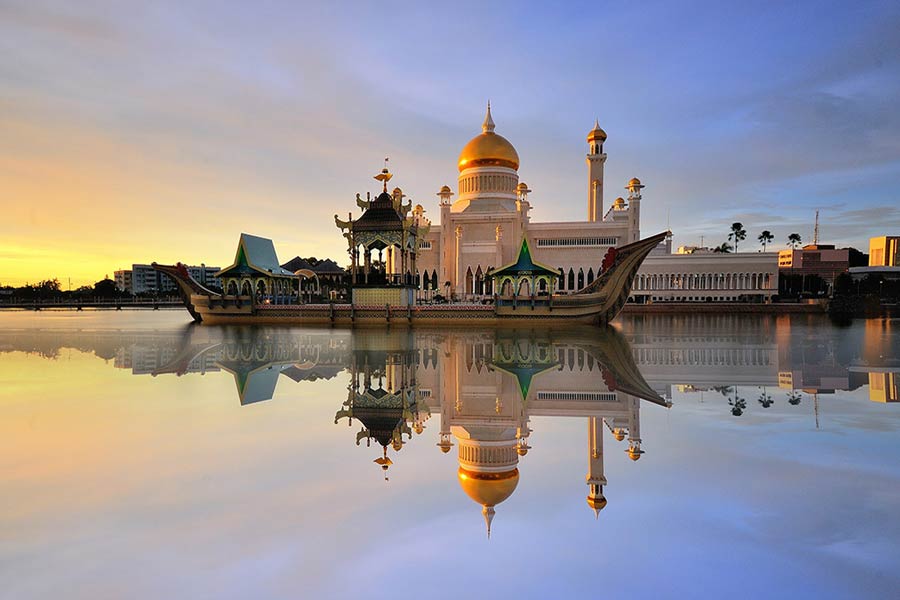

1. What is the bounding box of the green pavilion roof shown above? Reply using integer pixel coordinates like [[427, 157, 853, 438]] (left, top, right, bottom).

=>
[[490, 237, 558, 279], [215, 233, 297, 279]]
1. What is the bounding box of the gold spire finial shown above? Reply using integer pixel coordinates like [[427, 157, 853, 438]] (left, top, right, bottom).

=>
[[482, 101, 495, 133], [482, 505, 495, 539], [374, 446, 393, 481], [374, 157, 392, 192]]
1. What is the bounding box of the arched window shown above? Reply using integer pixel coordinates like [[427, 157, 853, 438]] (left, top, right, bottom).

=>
[[227, 281, 238, 295], [465, 267, 473, 295], [558, 268, 565, 291], [568, 268, 575, 290], [475, 266, 484, 295], [518, 279, 531, 297], [577, 268, 585, 290], [587, 267, 594, 284]]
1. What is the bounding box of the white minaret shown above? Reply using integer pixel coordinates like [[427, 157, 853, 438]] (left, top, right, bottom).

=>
[[586, 416, 607, 518], [587, 120, 608, 222], [626, 177, 644, 243]]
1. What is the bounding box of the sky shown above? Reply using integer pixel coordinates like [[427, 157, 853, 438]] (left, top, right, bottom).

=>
[[2, 0, 900, 287]]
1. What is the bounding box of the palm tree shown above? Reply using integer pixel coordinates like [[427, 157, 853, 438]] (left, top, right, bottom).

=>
[[757, 387, 773, 408], [758, 230, 774, 252], [728, 222, 747, 253], [787, 390, 802, 405], [787, 233, 802, 249], [713, 242, 733, 253], [729, 387, 747, 416]]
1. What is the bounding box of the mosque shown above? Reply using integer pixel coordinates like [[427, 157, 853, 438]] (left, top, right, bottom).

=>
[[408, 104, 646, 299]]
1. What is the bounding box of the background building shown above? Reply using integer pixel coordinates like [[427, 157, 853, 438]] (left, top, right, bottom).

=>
[[118, 264, 221, 295], [778, 244, 849, 295], [869, 236, 900, 267], [849, 235, 900, 287], [632, 246, 778, 303], [113, 269, 132, 293]]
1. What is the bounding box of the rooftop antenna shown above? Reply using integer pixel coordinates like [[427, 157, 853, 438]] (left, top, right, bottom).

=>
[[813, 210, 819, 245]]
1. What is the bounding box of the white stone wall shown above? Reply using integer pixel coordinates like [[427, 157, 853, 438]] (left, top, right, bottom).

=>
[[632, 252, 779, 302]]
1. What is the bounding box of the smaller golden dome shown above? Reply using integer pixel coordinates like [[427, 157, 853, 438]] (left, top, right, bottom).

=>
[[516, 446, 528, 456], [627, 449, 642, 461], [614, 196, 626, 208], [587, 119, 607, 142], [516, 182, 528, 191], [458, 467, 519, 507], [628, 177, 642, 186], [439, 185, 451, 193], [614, 430, 625, 442]]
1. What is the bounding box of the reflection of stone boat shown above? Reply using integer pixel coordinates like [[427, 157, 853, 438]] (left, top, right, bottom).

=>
[[154, 229, 665, 327]]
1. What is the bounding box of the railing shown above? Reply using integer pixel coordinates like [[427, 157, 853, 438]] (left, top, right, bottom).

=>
[[352, 273, 417, 286], [1, 297, 184, 309]]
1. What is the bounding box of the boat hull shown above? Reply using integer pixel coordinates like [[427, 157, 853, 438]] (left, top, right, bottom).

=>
[[192, 296, 608, 326], [158, 231, 670, 327]]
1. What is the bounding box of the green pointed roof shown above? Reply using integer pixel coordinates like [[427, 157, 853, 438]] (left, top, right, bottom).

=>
[[491, 360, 558, 400], [490, 237, 558, 279], [215, 233, 297, 278]]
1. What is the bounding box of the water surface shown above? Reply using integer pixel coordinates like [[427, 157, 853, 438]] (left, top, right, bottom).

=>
[[1, 311, 898, 599]]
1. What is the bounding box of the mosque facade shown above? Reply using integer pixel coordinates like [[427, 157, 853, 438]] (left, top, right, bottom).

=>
[[407, 104, 644, 299]]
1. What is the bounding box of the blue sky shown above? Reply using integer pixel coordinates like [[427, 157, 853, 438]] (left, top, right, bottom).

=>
[[1, 0, 899, 283]]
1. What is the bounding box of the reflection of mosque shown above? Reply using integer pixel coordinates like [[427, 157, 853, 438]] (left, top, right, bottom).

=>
[[333, 330, 669, 534]]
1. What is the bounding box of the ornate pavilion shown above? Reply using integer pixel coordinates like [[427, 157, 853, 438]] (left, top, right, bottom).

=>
[[335, 168, 430, 306]]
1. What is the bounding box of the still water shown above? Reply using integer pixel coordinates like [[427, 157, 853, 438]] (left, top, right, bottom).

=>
[[1, 311, 898, 599]]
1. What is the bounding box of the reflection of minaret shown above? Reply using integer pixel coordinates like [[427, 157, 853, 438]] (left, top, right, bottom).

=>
[[586, 417, 607, 518], [626, 396, 644, 461]]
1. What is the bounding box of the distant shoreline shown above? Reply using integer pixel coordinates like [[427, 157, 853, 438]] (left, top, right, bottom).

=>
[[621, 303, 824, 314]]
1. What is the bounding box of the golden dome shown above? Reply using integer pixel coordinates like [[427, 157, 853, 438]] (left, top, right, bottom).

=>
[[614, 430, 625, 442], [587, 119, 607, 142], [458, 467, 519, 507], [458, 103, 519, 172], [516, 446, 529, 456], [439, 185, 451, 193], [628, 177, 642, 187]]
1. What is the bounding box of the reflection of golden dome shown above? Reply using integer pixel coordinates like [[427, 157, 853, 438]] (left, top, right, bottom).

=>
[[458, 467, 519, 507], [587, 495, 607, 511], [458, 104, 519, 172], [587, 119, 607, 142], [614, 430, 625, 441], [627, 449, 642, 461], [516, 446, 528, 456], [439, 444, 452, 454]]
